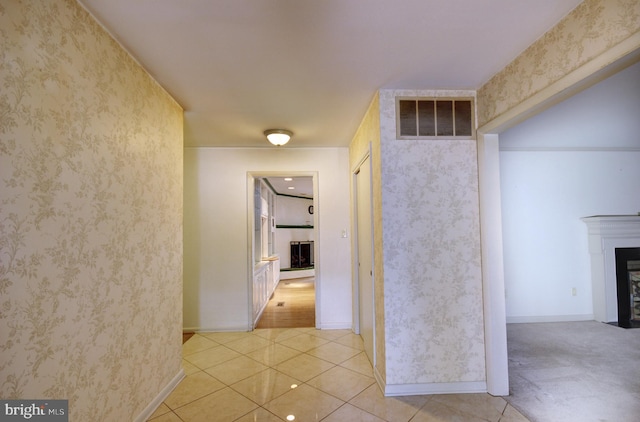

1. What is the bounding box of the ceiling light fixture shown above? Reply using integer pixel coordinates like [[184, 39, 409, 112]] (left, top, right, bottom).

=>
[[264, 129, 292, 146]]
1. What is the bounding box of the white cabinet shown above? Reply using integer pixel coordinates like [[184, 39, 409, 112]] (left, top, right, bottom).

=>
[[252, 256, 280, 326]]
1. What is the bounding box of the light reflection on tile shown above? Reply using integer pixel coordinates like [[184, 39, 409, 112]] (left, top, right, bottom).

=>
[[230, 368, 300, 405], [263, 384, 344, 422], [151, 330, 532, 422]]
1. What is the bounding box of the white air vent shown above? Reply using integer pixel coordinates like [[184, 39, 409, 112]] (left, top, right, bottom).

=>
[[397, 98, 474, 139]]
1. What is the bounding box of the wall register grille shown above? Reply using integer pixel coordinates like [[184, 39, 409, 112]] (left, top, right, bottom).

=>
[[397, 98, 474, 139]]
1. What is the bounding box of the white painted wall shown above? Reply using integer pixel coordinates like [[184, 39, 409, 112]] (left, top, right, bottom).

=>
[[184, 147, 352, 331], [500, 61, 640, 322]]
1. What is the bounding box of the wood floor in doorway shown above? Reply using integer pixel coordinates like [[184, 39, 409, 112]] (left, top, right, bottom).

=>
[[256, 276, 315, 328]]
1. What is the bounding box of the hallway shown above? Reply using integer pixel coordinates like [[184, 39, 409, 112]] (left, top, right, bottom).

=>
[[256, 277, 315, 329], [148, 328, 528, 421]]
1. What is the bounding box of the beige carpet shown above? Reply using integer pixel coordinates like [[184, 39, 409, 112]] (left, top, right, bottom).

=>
[[505, 321, 640, 422]]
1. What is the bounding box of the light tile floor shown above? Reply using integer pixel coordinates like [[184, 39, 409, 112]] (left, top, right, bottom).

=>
[[149, 328, 529, 422]]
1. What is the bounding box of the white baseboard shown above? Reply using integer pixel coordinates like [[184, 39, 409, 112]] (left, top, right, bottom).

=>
[[369, 365, 487, 397], [506, 314, 594, 324], [315, 322, 352, 330], [373, 366, 386, 393], [134, 368, 185, 422], [384, 380, 487, 396], [280, 269, 315, 280], [184, 325, 251, 332]]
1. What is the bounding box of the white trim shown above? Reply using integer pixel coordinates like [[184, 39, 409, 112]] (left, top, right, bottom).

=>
[[477, 133, 510, 397], [384, 381, 488, 397], [373, 365, 386, 393], [351, 145, 376, 369], [133, 369, 185, 422], [373, 360, 488, 397], [186, 326, 251, 332], [315, 322, 353, 330], [506, 314, 594, 324], [246, 171, 320, 330], [280, 269, 315, 280], [500, 146, 640, 152]]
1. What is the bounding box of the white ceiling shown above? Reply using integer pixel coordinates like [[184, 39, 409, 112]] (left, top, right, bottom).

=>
[[265, 177, 313, 198], [78, 0, 583, 148]]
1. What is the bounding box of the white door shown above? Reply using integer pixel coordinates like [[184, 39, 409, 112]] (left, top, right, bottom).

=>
[[355, 156, 374, 365]]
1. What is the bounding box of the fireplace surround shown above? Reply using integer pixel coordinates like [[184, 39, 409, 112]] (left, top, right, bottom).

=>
[[615, 248, 640, 328], [582, 215, 640, 324], [290, 241, 314, 269]]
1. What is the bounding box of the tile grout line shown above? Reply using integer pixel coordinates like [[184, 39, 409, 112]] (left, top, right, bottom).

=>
[[152, 329, 372, 421]]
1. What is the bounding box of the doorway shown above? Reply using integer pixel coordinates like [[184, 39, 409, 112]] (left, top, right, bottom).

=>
[[248, 173, 319, 329], [353, 154, 375, 365]]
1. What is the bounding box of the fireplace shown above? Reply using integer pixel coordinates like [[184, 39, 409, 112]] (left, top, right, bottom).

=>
[[582, 215, 640, 324], [290, 241, 314, 269], [615, 248, 640, 328]]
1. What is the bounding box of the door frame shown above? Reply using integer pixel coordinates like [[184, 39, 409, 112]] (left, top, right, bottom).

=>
[[352, 146, 375, 365], [247, 171, 320, 330]]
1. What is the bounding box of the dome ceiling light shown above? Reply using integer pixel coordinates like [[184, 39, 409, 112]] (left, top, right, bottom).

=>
[[264, 129, 293, 146]]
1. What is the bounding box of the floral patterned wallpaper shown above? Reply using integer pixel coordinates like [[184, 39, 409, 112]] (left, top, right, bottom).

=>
[[0, 1, 183, 420], [367, 90, 485, 387], [478, 0, 640, 128]]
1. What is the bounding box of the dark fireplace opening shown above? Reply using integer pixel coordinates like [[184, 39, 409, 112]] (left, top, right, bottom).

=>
[[615, 247, 640, 328], [291, 241, 314, 269]]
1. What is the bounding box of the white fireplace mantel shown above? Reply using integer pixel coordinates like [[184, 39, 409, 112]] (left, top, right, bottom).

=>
[[582, 215, 640, 322]]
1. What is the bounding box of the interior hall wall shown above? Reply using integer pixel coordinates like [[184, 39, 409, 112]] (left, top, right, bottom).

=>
[[0, 1, 184, 420], [500, 60, 640, 322], [183, 147, 351, 331], [348, 93, 387, 382], [377, 89, 486, 391]]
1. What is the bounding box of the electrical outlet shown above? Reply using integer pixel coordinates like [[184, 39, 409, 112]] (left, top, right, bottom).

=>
[[572, 287, 577, 296]]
